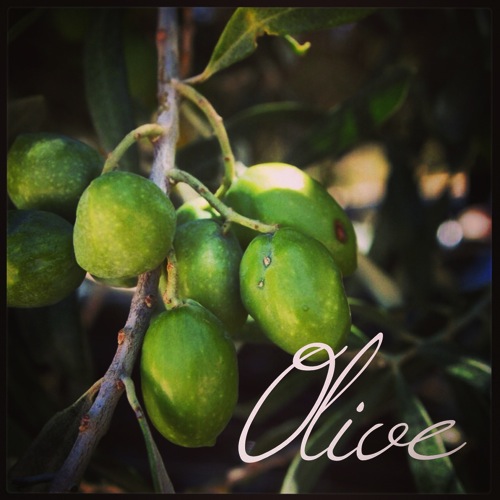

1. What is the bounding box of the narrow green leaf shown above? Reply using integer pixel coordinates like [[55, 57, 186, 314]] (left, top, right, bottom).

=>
[[281, 368, 393, 493], [287, 66, 412, 167], [395, 373, 465, 494], [7, 95, 48, 145], [419, 343, 491, 394], [355, 251, 404, 309], [348, 297, 415, 344], [235, 369, 318, 424], [84, 9, 139, 172], [122, 377, 174, 493], [251, 418, 304, 456], [445, 357, 491, 394], [8, 8, 45, 44], [197, 7, 375, 82], [7, 381, 101, 493], [346, 324, 371, 350]]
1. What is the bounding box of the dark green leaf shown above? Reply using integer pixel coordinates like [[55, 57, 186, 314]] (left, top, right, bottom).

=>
[[346, 324, 371, 350], [287, 66, 413, 167], [395, 373, 465, 494], [8, 8, 45, 44], [197, 7, 375, 81], [251, 418, 304, 456], [418, 343, 491, 394], [348, 297, 414, 344], [122, 376, 174, 493], [228, 101, 324, 131], [281, 368, 393, 493], [234, 369, 318, 425], [444, 358, 490, 394], [7, 382, 100, 493], [7, 96, 48, 145], [84, 9, 139, 172]]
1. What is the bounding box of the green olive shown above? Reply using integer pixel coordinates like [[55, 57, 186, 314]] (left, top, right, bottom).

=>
[[224, 162, 357, 276], [239, 227, 351, 362], [140, 300, 239, 447], [7, 133, 102, 221], [160, 219, 247, 333], [7, 209, 86, 308], [73, 171, 176, 279]]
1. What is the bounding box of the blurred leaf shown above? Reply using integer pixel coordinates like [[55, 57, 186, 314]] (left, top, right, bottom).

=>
[[176, 101, 325, 183], [46, 293, 95, 399], [419, 344, 490, 395], [348, 297, 414, 345], [196, 7, 375, 82], [50, 8, 92, 43], [251, 418, 304, 456], [234, 369, 318, 425], [346, 324, 371, 350], [7, 381, 101, 493], [355, 252, 404, 309], [281, 368, 393, 493], [7, 328, 61, 438], [84, 9, 139, 171], [229, 101, 324, 131], [441, 369, 490, 492], [288, 66, 413, 167], [395, 372, 465, 494], [368, 141, 435, 304], [445, 357, 491, 394], [7, 96, 48, 145], [8, 8, 45, 44]]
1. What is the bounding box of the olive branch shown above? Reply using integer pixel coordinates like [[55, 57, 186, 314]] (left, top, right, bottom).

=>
[[45, 8, 180, 493]]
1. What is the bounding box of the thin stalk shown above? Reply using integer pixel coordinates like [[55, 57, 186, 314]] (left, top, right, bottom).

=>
[[168, 168, 279, 234], [101, 124, 166, 175], [173, 79, 236, 198], [121, 376, 175, 493]]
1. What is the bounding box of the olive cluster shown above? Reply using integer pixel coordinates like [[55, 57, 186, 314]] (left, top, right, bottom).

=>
[[7, 133, 357, 448]]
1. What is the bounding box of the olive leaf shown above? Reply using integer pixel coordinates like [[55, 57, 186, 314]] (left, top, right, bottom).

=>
[[7, 96, 49, 145], [287, 65, 413, 167], [7, 381, 101, 493], [194, 7, 375, 82], [84, 9, 139, 172], [444, 357, 491, 394], [395, 372, 465, 494], [122, 377, 174, 493], [234, 369, 319, 425], [8, 8, 45, 44], [418, 343, 491, 395]]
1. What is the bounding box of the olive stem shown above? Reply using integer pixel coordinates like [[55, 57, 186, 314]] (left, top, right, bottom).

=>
[[163, 248, 183, 309], [101, 123, 166, 175], [121, 376, 175, 493], [167, 168, 279, 234], [172, 79, 236, 198], [182, 71, 207, 86]]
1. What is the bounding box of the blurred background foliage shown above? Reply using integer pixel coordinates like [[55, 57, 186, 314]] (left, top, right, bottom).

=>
[[7, 7, 491, 494]]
